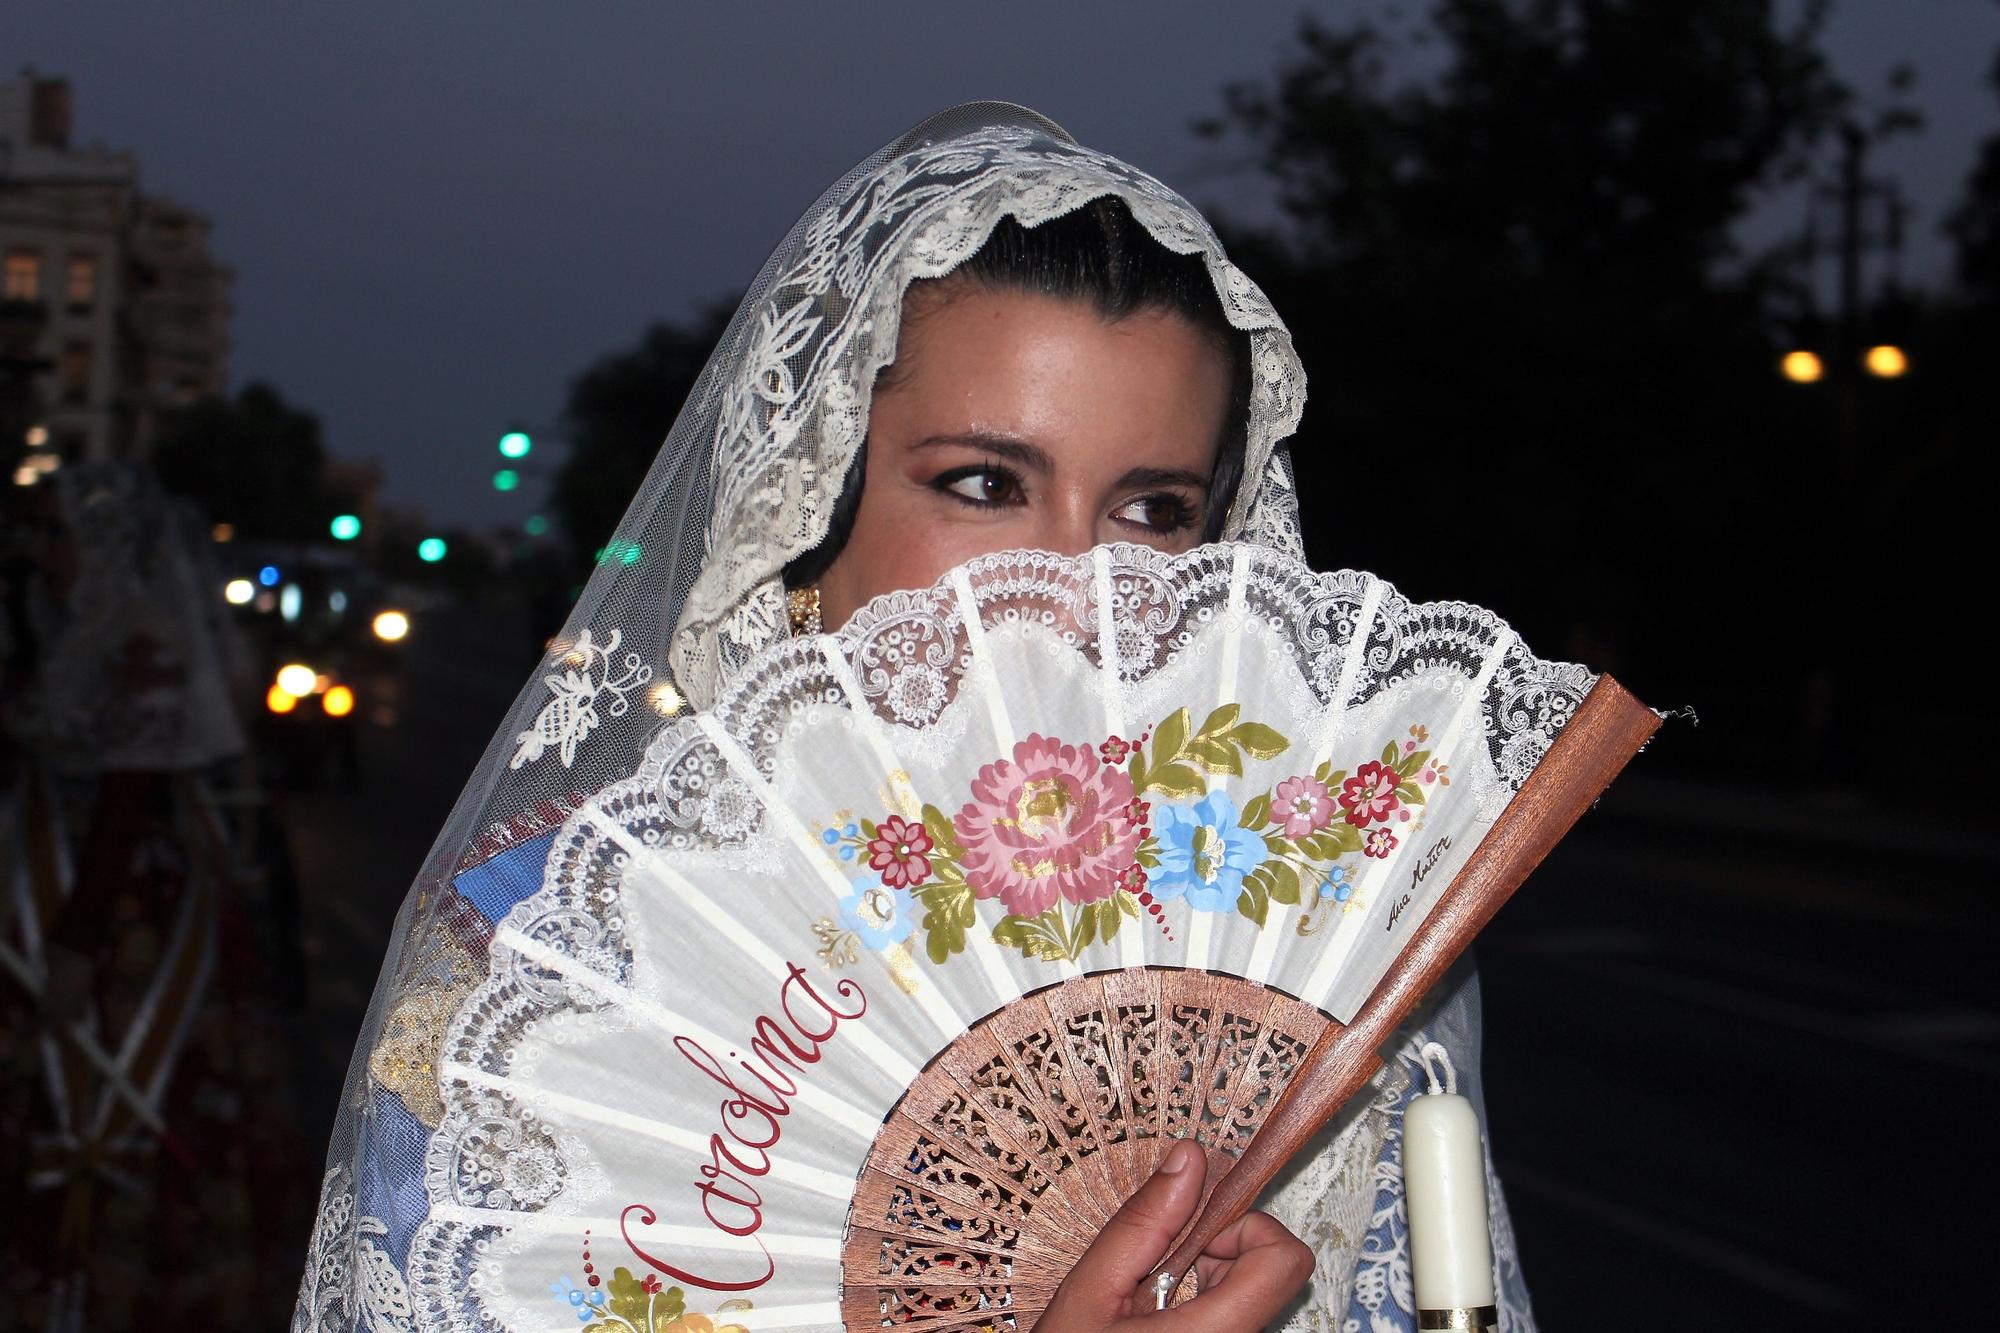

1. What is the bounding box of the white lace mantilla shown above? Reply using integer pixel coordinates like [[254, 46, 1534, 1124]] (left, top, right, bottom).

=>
[[294, 1167, 417, 1333], [668, 122, 1310, 712]]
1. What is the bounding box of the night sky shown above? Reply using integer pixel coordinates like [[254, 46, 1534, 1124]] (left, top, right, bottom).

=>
[[15, 1, 1999, 528]]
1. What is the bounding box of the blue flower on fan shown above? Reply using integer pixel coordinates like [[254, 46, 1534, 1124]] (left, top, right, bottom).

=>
[[1318, 864, 1354, 903], [837, 872, 915, 950], [549, 1275, 606, 1321], [1150, 791, 1267, 912]]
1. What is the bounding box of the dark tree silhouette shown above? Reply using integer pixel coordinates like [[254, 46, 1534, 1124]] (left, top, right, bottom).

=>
[[550, 302, 735, 576], [1199, 0, 1856, 761], [153, 382, 346, 541]]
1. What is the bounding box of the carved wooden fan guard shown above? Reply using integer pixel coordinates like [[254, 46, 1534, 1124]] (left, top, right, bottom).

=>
[[838, 678, 1659, 1332], [841, 969, 1317, 1331]]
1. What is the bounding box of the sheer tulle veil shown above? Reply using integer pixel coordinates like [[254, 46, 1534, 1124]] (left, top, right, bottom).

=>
[[292, 103, 1534, 1332]]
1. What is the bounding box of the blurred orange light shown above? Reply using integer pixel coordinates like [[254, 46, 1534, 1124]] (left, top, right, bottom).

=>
[[1864, 344, 1908, 378], [322, 685, 356, 717], [1780, 350, 1824, 384], [266, 684, 298, 714]]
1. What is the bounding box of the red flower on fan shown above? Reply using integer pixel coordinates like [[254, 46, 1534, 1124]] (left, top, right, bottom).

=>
[[1338, 760, 1402, 827], [1364, 827, 1399, 859], [866, 814, 934, 888]]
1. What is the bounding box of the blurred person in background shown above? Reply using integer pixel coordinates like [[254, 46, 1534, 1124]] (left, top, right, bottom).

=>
[[1, 462, 310, 1329]]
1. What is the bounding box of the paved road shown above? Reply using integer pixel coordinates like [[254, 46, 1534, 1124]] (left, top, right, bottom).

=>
[[1478, 777, 1995, 1327], [281, 610, 1996, 1330]]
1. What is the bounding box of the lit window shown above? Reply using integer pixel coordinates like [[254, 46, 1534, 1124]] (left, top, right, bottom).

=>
[[4, 251, 40, 302], [66, 254, 96, 307]]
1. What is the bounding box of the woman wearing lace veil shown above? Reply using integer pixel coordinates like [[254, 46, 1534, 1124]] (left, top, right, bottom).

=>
[[293, 103, 1535, 1333]]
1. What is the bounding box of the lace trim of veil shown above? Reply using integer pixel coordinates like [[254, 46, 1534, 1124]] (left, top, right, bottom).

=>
[[666, 114, 1307, 711]]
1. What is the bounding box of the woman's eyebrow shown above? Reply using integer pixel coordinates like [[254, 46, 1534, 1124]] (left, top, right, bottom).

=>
[[1117, 465, 1208, 491], [912, 432, 1056, 474]]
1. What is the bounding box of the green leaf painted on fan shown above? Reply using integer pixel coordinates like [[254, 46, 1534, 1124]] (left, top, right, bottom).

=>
[[994, 906, 1072, 961], [1263, 830, 1290, 857], [1266, 860, 1302, 906], [1240, 791, 1271, 829], [1199, 703, 1241, 735], [1380, 741, 1400, 766], [605, 1269, 652, 1323], [1076, 902, 1098, 950], [1136, 841, 1160, 869], [1129, 749, 1149, 790], [1143, 762, 1206, 800], [917, 876, 974, 963], [1238, 875, 1270, 926], [1186, 738, 1243, 776], [1228, 722, 1288, 759], [1117, 890, 1140, 918], [1398, 782, 1426, 805], [1151, 708, 1190, 768], [857, 817, 879, 841], [1095, 899, 1122, 941], [921, 803, 966, 861], [1298, 825, 1362, 859], [1396, 749, 1431, 779]]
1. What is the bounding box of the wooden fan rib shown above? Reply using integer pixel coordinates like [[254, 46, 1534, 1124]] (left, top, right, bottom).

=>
[[938, 1026, 1113, 1230], [983, 990, 1130, 1226], [1041, 974, 1152, 1202], [1150, 673, 1662, 1293], [887, 1090, 1100, 1242]]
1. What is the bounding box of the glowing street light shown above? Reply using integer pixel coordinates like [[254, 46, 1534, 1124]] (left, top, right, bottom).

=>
[[322, 685, 356, 717], [1863, 344, 1909, 378], [498, 430, 532, 459], [493, 468, 520, 492], [224, 578, 255, 605], [524, 514, 549, 536], [418, 537, 447, 563], [1780, 350, 1825, 384], [330, 513, 362, 540], [372, 609, 411, 642], [276, 663, 319, 697]]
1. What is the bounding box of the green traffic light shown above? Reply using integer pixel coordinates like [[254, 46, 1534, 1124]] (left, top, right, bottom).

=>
[[498, 431, 531, 459], [494, 468, 520, 492], [418, 537, 447, 563], [329, 514, 362, 541]]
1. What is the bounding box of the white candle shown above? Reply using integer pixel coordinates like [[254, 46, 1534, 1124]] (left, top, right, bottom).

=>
[[1404, 1089, 1496, 1324]]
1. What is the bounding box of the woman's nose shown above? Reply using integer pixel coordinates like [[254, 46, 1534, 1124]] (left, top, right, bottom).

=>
[[1032, 499, 1101, 557]]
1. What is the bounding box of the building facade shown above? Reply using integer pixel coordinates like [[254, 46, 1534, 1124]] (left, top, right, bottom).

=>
[[0, 71, 233, 477]]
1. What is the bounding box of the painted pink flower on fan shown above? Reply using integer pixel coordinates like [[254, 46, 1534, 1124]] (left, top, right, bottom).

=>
[[1272, 775, 1336, 839], [1338, 760, 1402, 827], [866, 814, 933, 888], [954, 734, 1141, 918]]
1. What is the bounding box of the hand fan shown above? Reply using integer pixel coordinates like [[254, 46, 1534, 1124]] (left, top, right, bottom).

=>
[[412, 542, 1656, 1333]]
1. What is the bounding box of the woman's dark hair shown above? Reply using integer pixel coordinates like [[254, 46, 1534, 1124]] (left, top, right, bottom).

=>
[[785, 196, 1253, 587]]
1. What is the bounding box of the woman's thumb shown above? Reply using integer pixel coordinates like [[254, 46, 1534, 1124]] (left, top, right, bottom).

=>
[[1052, 1138, 1207, 1309]]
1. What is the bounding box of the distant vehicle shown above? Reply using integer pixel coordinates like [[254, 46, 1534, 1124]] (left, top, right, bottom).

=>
[[220, 544, 413, 789]]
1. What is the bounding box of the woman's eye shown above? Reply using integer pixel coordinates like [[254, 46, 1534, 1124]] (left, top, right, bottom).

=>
[[1114, 493, 1199, 533], [937, 467, 1026, 507]]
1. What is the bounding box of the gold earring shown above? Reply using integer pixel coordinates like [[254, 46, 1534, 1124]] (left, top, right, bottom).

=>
[[787, 584, 822, 635]]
